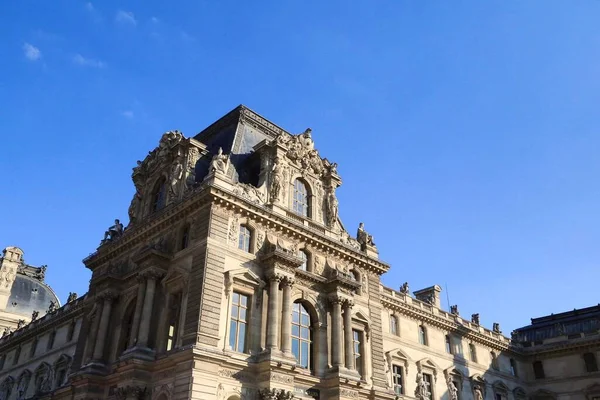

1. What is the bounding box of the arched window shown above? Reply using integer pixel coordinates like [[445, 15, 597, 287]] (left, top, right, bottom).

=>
[[180, 224, 190, 250], [34, 363, 50, 393], [584, 352, 598, 372], [419, 325, 428, 346], [238, 225, 251, 252], [53, 355, 71, 389], [390, 315, 398, 335], [298, 250, 308, 271], [13, 346, 21, 366], [292, 179, 309, 217], [0, 376, 14, 400], [445, 335, 453, 354], [151, 177, 167, 212], [490, 351, 499, 370], [119, 300, 136, 354], [291, 302, 312, 370]]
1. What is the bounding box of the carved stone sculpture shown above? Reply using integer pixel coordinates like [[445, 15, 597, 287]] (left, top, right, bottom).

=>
[[209, 147, 229, 174], [450, 305, 459, 315], [356, 222, 375, 250], [400, 282, 410, 295], [36, 265, 46, 281], [325, 189, 338, 227], [493, 322, 501, 333], [471, 313, 480, 325], [102, 219, 124, 243], [31, 310, 39, 321], [1, 327, 11, 338], [270, 157, 283, 203], [16, 320, 25, 329], [414, 371, 431, 400], [446, 375, 459, 400], [67, 292, 78, 303], [128, 190, 142, 225], [474, 387, 484, 400], [47, 301, 57, 313], [169, 160, 183, 198]]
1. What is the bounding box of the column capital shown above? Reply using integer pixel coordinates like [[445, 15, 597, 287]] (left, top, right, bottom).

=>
[[267, 273, 284, 283], [139, 268, 165, 280], [281, 276, 295, 287], [98, 290, 118, 302], [343, 299, 355, 309]]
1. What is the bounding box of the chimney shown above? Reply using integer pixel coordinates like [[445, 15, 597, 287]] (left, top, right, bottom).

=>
[[413, 285, 442, 309]]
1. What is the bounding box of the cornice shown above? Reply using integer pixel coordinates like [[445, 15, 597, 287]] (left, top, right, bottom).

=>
[[210, 185, 390, 275], [516, 335, 600, 359], [0, 296, 87, 352], [380, 294, 516, 354]]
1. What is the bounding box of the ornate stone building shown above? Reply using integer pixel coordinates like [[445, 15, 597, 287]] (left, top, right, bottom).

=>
[[0, 106, 597, 400]]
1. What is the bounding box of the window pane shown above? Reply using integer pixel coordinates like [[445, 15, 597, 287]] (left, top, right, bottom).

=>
[[292, 325, 300, 337], [301, 327, 309, 339], [237, 323, 246, 352], [301, 314, 310, 326], [229, 321, 237, 349], [293, 180, 309, 217], [232, 292, 239, 304], [292, 310, 299, 324], [240, 294, 247, 307], [239, 308, 247, 321], [300, 341, 309, 368], [292, 339, 299, 359]]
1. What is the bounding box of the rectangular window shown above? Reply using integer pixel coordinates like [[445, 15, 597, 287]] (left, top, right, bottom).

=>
[[533, 361, 545, 379], [47, 331, 56, 350], [229, 292, 249, 353], [353, 330, 363, 376], [510, 358, 518, 376], [419, 325, 427, 346], [238, 226, 251, 252], [456, 339, 463, 355], [392, 365, 404, 395], [469, 344, 477, 362], [390, 316, 398, 335], [166, 292, 182, 351], [423, 373, 433, 400], [445, 335, 453, 354]]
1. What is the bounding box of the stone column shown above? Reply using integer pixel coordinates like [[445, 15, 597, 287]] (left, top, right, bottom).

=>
[[343, 300, 354, 370], [265, 275, 281, 351], [128, 276, 146, 348], [92, 292, 116, 361], [84, 300, 102, 363], [137, 271, 159, 348], [330, 297, 343, 367], [280, 277, 294, 355]]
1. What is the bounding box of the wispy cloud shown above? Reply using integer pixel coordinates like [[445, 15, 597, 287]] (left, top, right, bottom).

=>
[[150, 16, 159, 24], [73, 54, 106, 68], [121, 110, 134, 119], [23, 43, 41, 61], [85, 2, 94, 12], [115, 10, 136, 26]]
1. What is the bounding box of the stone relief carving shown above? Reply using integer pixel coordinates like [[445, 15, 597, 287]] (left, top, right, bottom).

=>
[[185, 147, 200, 191], [115, 385, 147, 400], [474, 387, 484, 400], [256, 232, 265, 254], [258, 388, 295, 400], [313, 255, 324, 275], [233, 182, 266, 204], [340, 231, 361, 250], [228, 216, 239, 246], [339, 389, 358, 399]]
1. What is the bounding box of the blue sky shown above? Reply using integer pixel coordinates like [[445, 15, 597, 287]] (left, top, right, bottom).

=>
[[1, 1, 599, 333]]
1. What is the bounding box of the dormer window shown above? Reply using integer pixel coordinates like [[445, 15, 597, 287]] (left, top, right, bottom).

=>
[[292, 179, 309, 217], [151, 177, 167, 212]]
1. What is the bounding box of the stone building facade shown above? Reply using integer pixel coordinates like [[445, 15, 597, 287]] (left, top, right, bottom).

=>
[[0, 106, 598, 400]]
